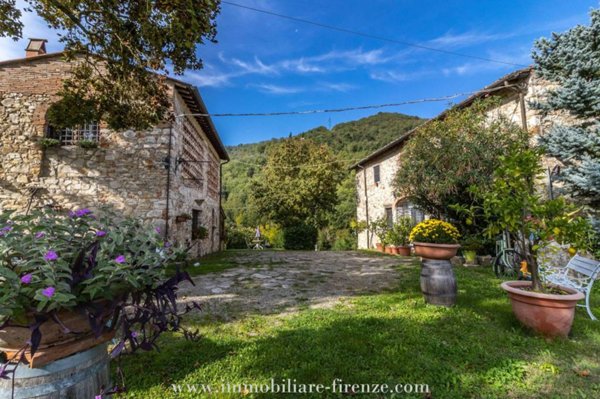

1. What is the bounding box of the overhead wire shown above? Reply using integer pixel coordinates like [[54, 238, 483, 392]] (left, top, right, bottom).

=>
[[174, 85, 519, 118], [221, 1, 528, 68]]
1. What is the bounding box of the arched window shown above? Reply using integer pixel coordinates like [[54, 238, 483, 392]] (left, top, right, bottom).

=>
[[47, 121, 100, 145], [395, 199, 425, 225]]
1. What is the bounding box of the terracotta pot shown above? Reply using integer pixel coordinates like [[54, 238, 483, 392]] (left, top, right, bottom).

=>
[[413, 242, 461, 260], [397, 246, 411, 256], [501, 281, 584, 338], [375, 243, 383, 252], [385, 246, 395, 254]]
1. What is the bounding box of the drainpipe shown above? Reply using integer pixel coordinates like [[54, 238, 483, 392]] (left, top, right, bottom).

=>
[[358, 165, 371, 249], [518, 88, 528, 132], [219, 159, 229, 250], [164, 122, 174, 241]]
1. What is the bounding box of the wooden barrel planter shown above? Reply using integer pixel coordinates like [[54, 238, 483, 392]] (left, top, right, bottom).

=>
[[0, 343, 110, 399], [420, 258, 457, 307]]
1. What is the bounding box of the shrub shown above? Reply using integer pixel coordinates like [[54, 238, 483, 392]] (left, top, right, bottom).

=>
[[261, 224, 284, 249], [78, 139, 99, 149], [317, 227, 333, 250], [386, 217, 414, 246], [283, 224, 317, 250], [39, 138, 60, 148], [332, 229, 356, 251], [409, 219, 460, 244], [226, 225, 253, 249]]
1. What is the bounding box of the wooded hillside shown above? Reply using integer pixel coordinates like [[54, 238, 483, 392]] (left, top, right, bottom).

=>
[[223, 112, 425, 247]]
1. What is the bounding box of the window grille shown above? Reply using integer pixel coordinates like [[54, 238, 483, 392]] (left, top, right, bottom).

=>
[[47, 122, 100, 145]]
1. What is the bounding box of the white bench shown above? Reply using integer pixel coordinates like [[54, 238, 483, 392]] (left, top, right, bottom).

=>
[[542, 254, 600, 320]]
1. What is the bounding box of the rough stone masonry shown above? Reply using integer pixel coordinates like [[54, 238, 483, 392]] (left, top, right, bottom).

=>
[[0, 45, 228, 256]]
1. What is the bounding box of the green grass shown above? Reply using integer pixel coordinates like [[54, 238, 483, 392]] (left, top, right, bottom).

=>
[[120, 252, 600, 398]]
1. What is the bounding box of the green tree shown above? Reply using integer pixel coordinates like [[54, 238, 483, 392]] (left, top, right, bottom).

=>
[[251, 138, 344, 228], [532, 8, 600, 231], [1, 0, 220, 130], [458, 145, 592, 291], [393, 99, 527, 233]]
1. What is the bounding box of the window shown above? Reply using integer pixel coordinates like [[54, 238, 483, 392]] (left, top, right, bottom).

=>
[[385, 207, 393, 227], [47, 122, 100, 145], [373, 165, 381, 184], [191, 209, 201, 240], [395, 200, 425, 225]]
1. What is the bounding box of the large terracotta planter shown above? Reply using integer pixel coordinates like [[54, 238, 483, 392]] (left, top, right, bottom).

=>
[[375, 243, 383, 252], [385, 246, 395, 254], [0, 308, 115, 367], [413, 242, 461, 260], [397, 246, 411, 256], [501, 281, 584, 338]]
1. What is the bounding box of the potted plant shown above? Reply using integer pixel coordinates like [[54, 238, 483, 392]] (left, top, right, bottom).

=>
[[371, 217, 390, 252], [461, 235, 482, 265], [457, 145, 592, 337], [409, 219, 461, 260], [0, 207, 199, 397], [388, 217, 414, 256], [192, 225, 209, 240]]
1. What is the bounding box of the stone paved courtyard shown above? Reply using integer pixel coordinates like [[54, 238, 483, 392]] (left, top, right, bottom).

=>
[[178, 251, 412, 320]]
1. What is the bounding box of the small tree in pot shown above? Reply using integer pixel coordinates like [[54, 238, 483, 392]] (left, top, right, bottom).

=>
[[456, 145, 593, 337], [386, 217, 414, 256]]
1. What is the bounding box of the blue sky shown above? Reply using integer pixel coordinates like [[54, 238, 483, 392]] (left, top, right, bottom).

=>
[[0, 1, 597, 145]]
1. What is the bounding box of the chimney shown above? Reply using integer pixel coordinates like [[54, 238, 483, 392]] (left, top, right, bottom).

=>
[[25, 38, 47, 58]]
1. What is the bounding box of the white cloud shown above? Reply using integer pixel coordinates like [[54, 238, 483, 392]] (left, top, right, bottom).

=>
[[427, 31, 512, 48], [185, 70, 233, 87], [441, 47, 532, 77], [250, 83, 304, 95], [229, 56, 278, 75], [318, 82, 356, 92]]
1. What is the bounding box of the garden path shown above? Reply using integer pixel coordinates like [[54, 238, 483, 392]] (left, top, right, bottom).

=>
[[178, 251, 410, 320]]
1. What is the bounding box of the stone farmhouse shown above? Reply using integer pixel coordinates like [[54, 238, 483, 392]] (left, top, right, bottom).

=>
[[0, 39, 229, 256], [351, 67, 561, 250]]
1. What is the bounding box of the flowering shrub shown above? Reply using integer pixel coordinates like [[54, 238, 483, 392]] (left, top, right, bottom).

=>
[[0, 207, 199, 395], [409, 219, 460, 244]]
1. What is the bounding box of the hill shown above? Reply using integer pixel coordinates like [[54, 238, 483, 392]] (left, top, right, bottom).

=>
[[222, 112, 426, 239]]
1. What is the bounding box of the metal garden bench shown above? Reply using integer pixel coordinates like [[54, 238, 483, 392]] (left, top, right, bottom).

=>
[[542, 254, 600, 320]]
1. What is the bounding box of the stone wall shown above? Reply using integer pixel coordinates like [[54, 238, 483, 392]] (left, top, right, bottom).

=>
[[355, 147, 404, 249], [0, 55, 223, 255], [355, 71, 568, 249], [168, 94, 223, 256]]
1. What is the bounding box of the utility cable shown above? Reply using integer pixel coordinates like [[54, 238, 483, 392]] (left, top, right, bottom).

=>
[[175, 85, 520, 118], [222, 1, 528, 68]]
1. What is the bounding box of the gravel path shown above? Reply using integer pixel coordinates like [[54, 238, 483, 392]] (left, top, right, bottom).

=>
[[178, 251, 411, 320]]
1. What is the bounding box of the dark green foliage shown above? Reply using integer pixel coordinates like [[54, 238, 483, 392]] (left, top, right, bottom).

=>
[[283, 224, 317, 250], [0, 1, 220, 130], [532, 8, 600, 230], [38, 137, 60, 148], [251, 137, 344, 228], [394, 100, 527, 235], [332, 229, 356, 251], [225, 225, 253, 249], [78, 139, 98, 149]]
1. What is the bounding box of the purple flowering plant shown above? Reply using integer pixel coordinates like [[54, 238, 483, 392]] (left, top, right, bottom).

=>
[[0, 207, 199, 391]]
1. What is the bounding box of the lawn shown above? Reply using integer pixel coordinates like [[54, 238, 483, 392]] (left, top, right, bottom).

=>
[[120, 251, 600, 398]]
